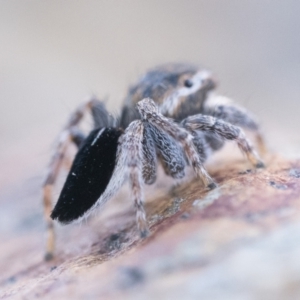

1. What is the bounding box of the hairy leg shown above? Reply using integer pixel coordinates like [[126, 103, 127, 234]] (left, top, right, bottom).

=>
[[203, 94, 267, 154], [147, 123, 186, 179], [191, 131, 214, 163], [90, 98, 116, 128], [43, 127, 86, 260], [142, 124, 157, 184], [61, 120, 150, 237], [123, 120, 150, 237], [43, 98, 113, 260], [137, 98, 217, 189], [182, 114, 264, 168]]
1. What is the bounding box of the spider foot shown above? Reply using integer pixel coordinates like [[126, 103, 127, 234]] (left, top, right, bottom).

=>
[[207, 182, 218, 190], [255, 161, 265, 169], [44, 252, 54, 261], [246, 152, 265, 169], [139, 228, 150, 239]]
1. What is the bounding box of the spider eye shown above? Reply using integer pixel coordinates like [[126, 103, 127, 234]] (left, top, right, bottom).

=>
[[184, 79, 193, 88]]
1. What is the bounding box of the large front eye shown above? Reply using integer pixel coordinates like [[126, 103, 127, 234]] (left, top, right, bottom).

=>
[[184, 79, 193, 88]]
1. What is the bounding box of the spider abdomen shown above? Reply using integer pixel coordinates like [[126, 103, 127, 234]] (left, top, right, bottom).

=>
[[51, 127, 123, 223]]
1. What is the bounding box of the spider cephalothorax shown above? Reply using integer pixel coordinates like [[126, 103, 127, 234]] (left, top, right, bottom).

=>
[[43, 63, 265, 260], [120, 63, 216, 127]]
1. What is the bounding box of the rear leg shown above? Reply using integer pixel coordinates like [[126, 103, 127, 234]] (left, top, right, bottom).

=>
[[43, 102, 90, 260], [182, 114, 264, 168], [191, 131, 214, 163], [203, 94, 267, 155], [90, 99, 116, 128], [43, 98, 113, 260]]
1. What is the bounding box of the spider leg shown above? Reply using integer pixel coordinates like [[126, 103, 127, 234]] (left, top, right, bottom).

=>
[[87, 120, 150, 237], [191, 131, 214, 163], [142, 124, 157, 184], [101, 120, 153, 237], [146, 123, 186, 179], [43, 108, 89, 260], [203, 94, 267, 154], [182, 114, 264, 168], [137, 98, 217, 190], [142, 120, 211, 229], [43, 98, 113, 260], [90, 99, 116, 128], [123, 120, 150, 237]]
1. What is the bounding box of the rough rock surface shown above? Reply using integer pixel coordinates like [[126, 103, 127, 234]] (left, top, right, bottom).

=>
[[1, 150, 300, 299]]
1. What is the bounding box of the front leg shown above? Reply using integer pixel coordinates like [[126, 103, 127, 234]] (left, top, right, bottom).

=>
[[137, 98, 217, 190], [203, 94, 267, 154], [124, 121, 151, 237]]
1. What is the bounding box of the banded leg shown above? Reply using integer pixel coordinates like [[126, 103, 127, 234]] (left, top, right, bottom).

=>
[[43, 129, 85, 260], [191, 131, 213, 163], [123, 120, 150, 237], [43, 98, 111, 260], [182, 114, 264, 168], [142, 124, 157, 184], [137, 98, 217, 189], [44, 110, 89, 260], [203, 94, 267, 154], [147, 123, 186, 179]]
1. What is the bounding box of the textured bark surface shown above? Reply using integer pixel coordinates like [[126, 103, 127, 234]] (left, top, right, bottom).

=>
[[1, 151, 300, 299]]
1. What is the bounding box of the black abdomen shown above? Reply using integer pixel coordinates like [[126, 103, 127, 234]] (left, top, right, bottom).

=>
[[51, 127, 123, 223]]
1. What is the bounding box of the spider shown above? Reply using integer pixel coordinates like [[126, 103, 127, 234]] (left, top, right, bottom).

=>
[[43, 63, 265, 260]]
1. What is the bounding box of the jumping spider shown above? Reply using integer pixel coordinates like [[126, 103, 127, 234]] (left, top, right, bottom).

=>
[[43, 63, 265, 260]]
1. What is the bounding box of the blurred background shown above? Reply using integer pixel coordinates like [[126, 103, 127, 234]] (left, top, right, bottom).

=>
[[0, 2, 300, 296], [0, 1, 299, 199]]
